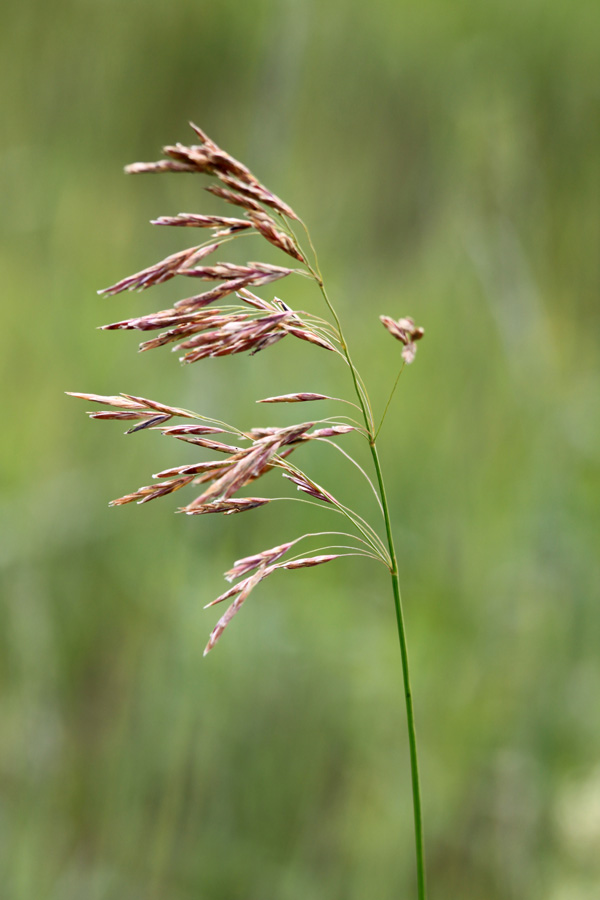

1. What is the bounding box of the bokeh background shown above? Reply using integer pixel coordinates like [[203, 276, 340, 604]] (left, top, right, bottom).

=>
[[2, 1, 599, 898]]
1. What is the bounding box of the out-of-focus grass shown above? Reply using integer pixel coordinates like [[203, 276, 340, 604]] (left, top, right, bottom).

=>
[[1, 1, 599, 898]]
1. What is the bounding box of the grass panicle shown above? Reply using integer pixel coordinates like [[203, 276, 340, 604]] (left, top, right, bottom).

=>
[[69, 123, 427, 900]]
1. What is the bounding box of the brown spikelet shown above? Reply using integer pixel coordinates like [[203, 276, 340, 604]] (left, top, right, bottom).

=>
[[203, 577, 255, 610], [257, 392, 334, 404], [218, 174, 299, 221], [125, 414, 172, 433], [307, 425, 355, 438], [203, 565, 269, 656], [278, 554, 340, 570], [66, 392, 145, 409], [236, 288, 274, 310], [153, 461, 234, 479], [125, 160, 198, 175], [181, 498, 270, 516], [100, 309, 197, 332], [247, 211, 304, 262], [285, 326, 336, 352], [205, 184, 264, 214], [151, 213, 252, 232], [159, 424, 229, 437], [247, 263, 297, 280], [379, 315, 424, 364], [109, 475, 195, 507], [168, 435, 244, 454], [174, 263, 254, 281], [87, 410, 157, 421], [120, 395, 195, 418], [282, 471, 338, 504], [67, 392, 197, 426], [224, 540, 297, 582], [173, 278, 258, 310], [98, 244, 220, 296], [187, 122, 217, 148], [247, 331, 287, 356], [199, 263, 293, 285]]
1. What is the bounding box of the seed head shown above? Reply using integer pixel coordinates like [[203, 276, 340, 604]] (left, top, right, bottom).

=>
[[379, 315, 425, 364]]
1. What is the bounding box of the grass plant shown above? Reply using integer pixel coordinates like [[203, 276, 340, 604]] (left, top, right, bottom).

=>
[[69, 124, 428, 898]]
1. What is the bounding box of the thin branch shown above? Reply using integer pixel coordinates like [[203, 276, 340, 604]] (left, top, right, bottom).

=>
[[316, 437, 385, 517], [374, 362, 405, 441]]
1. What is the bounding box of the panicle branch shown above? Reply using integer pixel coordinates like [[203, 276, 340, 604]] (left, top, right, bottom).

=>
[[126, 121, 299, 220], [202, 550, 346, 655], [100, 289, 336, 363]]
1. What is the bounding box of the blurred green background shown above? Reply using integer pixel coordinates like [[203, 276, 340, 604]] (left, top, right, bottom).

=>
[[2, 0, 599, 897]]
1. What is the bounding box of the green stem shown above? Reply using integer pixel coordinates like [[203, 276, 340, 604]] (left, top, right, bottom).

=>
[[310, 266, 427, 900], [369, 441, 427, 900]]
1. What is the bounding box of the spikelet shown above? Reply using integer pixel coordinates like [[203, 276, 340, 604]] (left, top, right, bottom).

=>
[[379, 315, 425, 364]]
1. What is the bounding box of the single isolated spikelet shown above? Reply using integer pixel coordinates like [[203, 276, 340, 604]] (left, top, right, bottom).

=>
[[379, 315, 425, 364], [182, 498, 271, 516], [257, 392, 335, 404]]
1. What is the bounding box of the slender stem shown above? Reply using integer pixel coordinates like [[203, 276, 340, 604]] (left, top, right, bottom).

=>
[[312, 276, 375, 434], [369, 441, 426, 900], [272, 457, 391, 564], [299, 235, 426, 899], [316, 437, 385, 517]]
